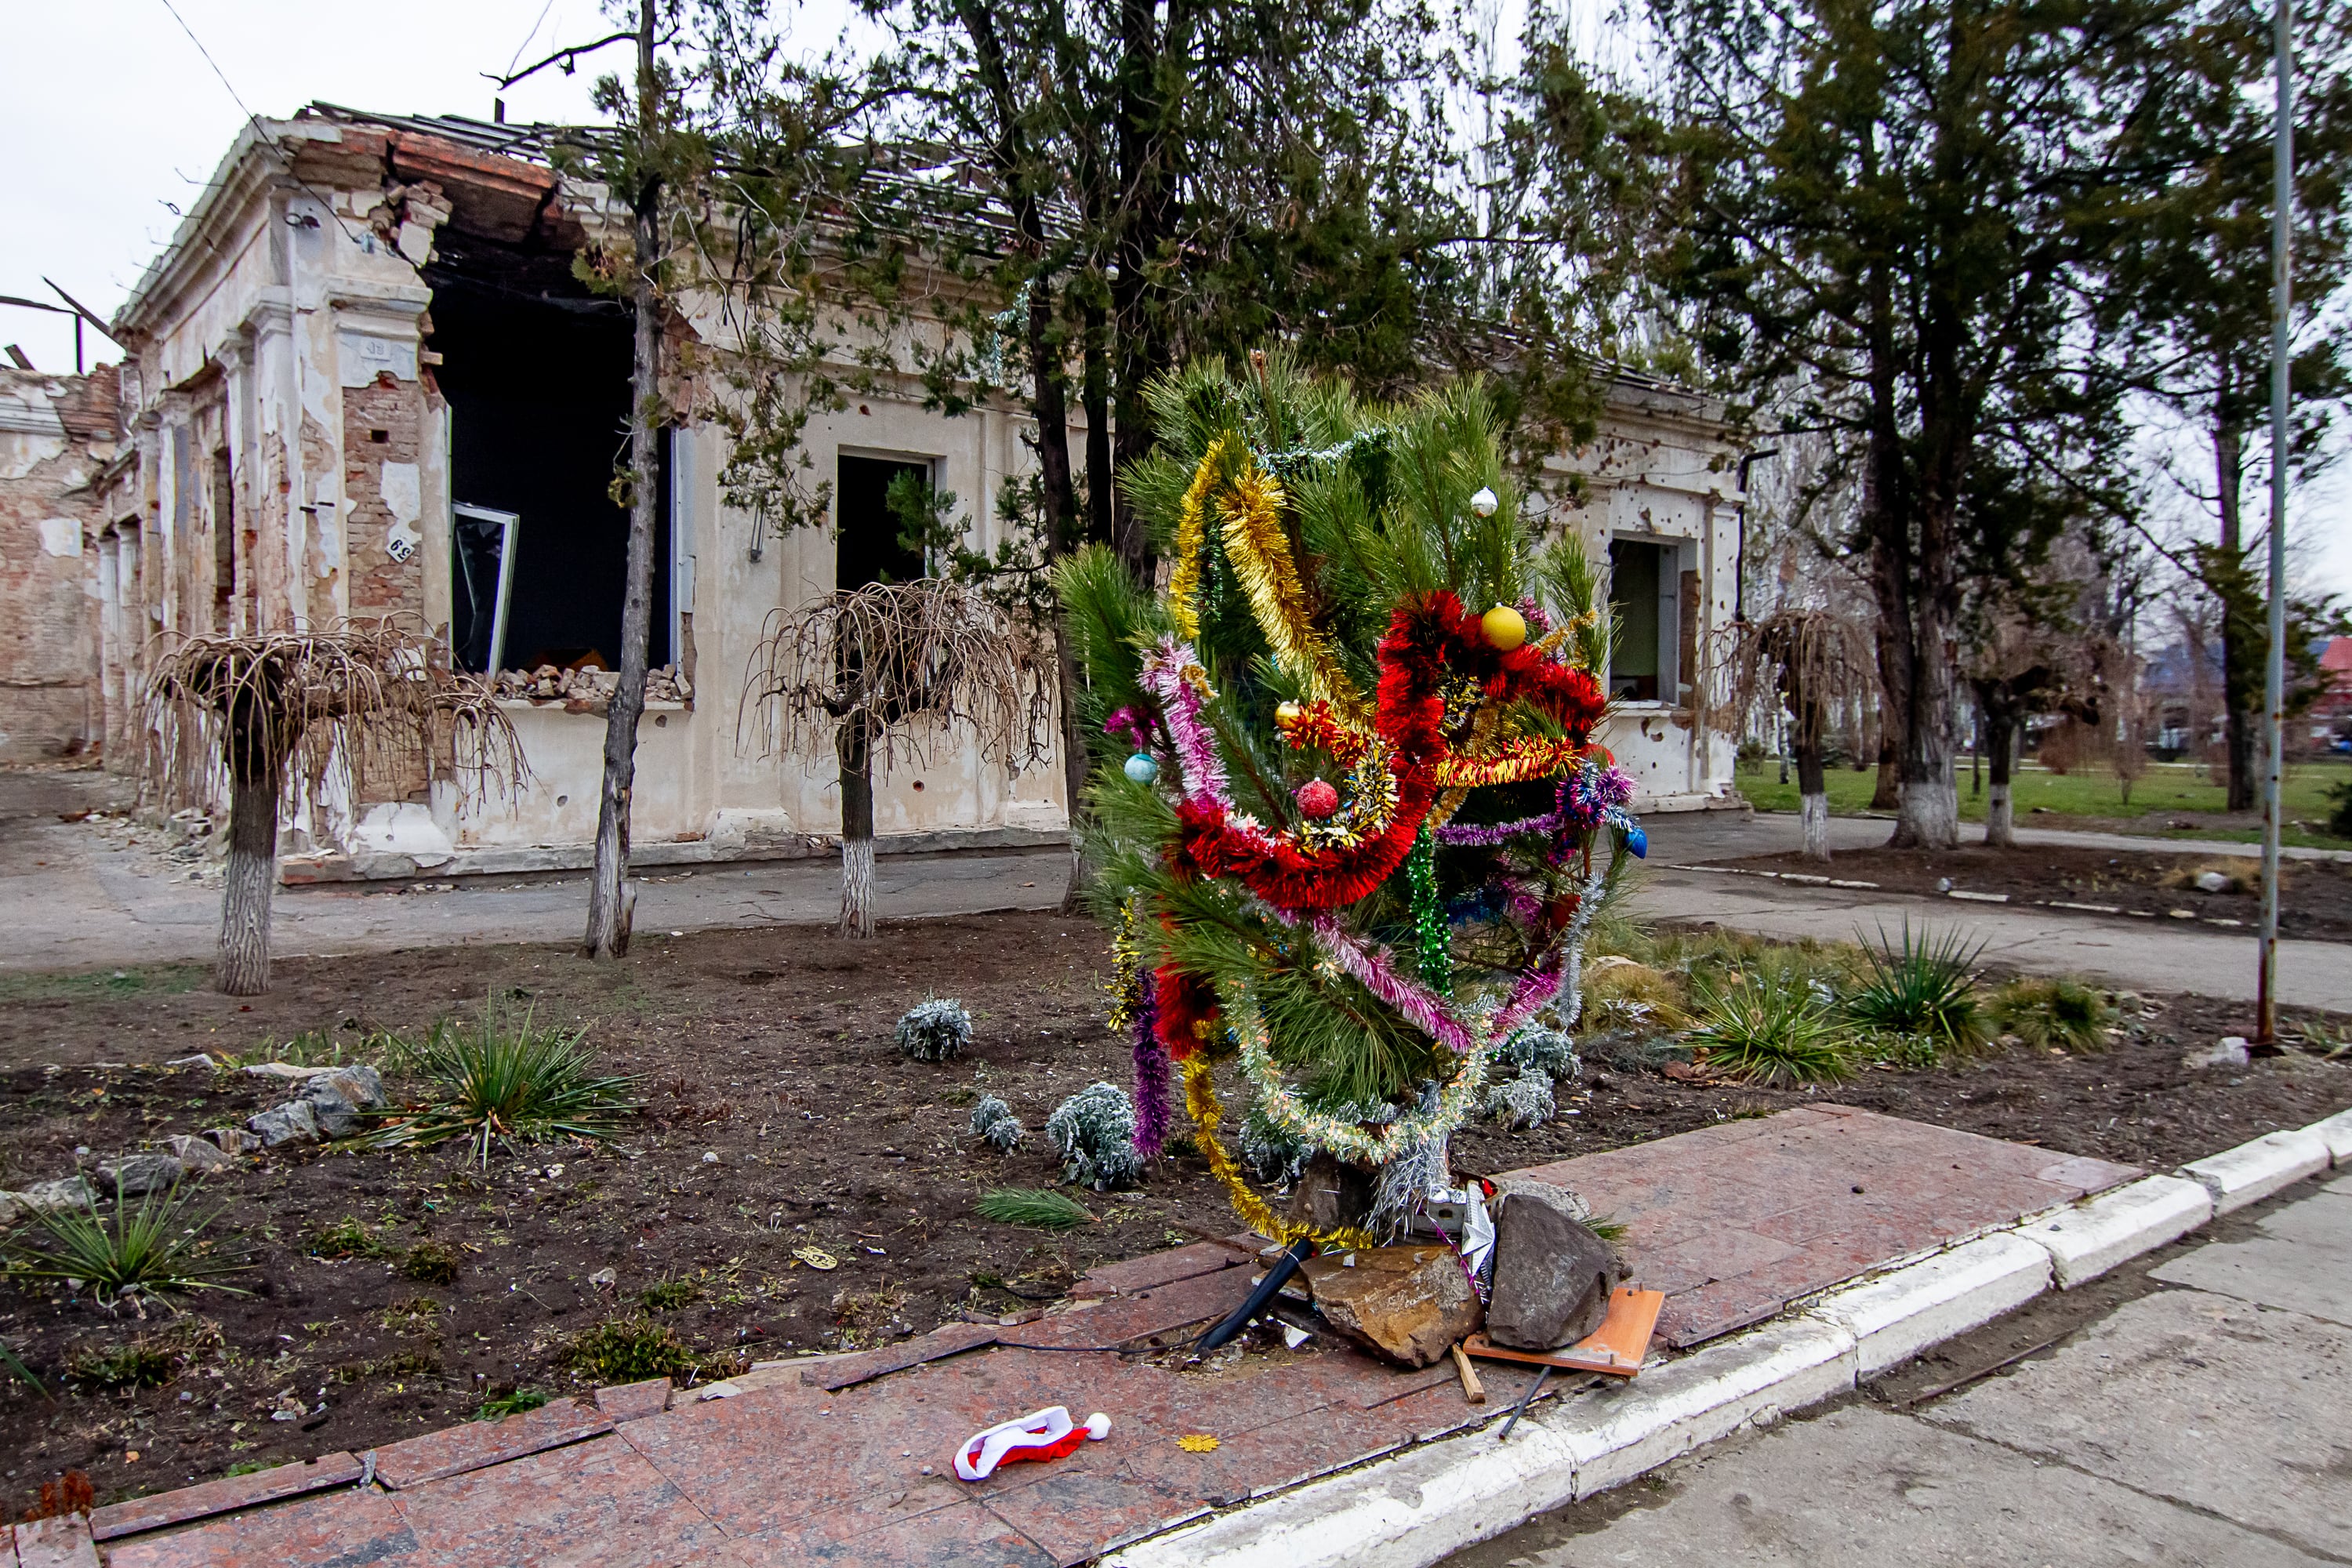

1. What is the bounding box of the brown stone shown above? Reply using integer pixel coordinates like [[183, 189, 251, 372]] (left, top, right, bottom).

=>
[[1485, 1181, 1623, 1351], [1301, 1245, 1483, 1368], [1284, 1152, 1377, 1235]]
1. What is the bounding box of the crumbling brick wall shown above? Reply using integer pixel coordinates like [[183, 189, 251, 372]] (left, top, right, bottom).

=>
[[0, 365, 115, 761], [341, 370, 428, 623]]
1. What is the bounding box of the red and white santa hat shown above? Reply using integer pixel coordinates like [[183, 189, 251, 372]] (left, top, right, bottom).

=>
[[954, 1405, 1112, 1482]]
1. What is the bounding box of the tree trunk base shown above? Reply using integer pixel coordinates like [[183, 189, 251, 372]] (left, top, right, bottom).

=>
[[840, 836, 876, 938], [1891, 775, 1960, 850], [217, 765, 278, 996], [1985, 786, 2014, 849], [1799, 792, 1831, 862]]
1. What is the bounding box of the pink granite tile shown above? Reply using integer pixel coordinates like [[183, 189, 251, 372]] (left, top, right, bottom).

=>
[[89, 1453, 363, 1542], [595, 1377, 674, 1422], [804, 1323, 1002, 1392], [735, 1500, 1057, 1566], [1076, 1239, 1254, 1298], [11, 1515, 96, 1568], [370, 1396, 612, 1489], [100, 1489, 416, 1568], [1002, 1268, 1258, 1350], [390, 1431, 724, 1566]]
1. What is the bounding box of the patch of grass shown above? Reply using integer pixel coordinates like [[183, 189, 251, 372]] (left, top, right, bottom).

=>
[[64, 1319, 221, 1391], [379, 1297, 444, 1331], [1737, 757, 2352, 848], [557, 1316, 698, 1384], [224, 1460, 274, 1478], [1989, 978, 2117, 1051], [0, 964, 205, 1007], [1686, 974, 1853, 1086], [67, 1342, 176, 1389], [975, 1188, 1094, 1231], [310, 1215, 391, 1260], [1846, 922, 1988, 1053], [475, 1387, 550, 1421], [333, 1348, 439, 1385], [5, 1185, 250, 1302], [1582, 959, 1689, 1032], [398, 1241, 463, 1285], [2, 1337, 41, 1395], [367, 1004, 640, 1167], [640, 1276, 703, 1312]]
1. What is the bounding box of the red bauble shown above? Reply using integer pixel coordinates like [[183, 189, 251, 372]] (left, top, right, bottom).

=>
[[1296, 779, 1341, 820]]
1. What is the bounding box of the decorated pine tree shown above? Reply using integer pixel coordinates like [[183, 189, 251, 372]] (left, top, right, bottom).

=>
[[1056, 356, 1642, 1247]]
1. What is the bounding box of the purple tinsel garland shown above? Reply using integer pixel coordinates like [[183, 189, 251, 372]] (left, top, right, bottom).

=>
[[1141, 641, 1234, 812], [1130, 974, 1171, 1158]]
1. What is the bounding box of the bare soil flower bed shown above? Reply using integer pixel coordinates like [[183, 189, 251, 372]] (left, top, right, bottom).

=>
[[1727, 843, 2352, 939], [0, 910, 2345, 1516]]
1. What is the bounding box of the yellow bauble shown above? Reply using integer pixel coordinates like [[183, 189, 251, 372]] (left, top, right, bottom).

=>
[[1274, 700, 1303, 727], [1481, 604, 1528, 652]]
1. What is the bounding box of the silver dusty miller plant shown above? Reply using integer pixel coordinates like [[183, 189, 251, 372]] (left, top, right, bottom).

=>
[[1483, 1073, 1557, 1131], [968, 1094, 1025, 1152], [895, 997, 972, 1062], [1045, 1082, 1145, 1190], [1501, 1025, 1581, 1082]]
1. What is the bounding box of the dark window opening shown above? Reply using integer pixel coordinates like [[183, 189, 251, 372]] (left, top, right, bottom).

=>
[[835, 455, 931, 589], [210, 447, 234, 633], [426, 245, 668, 675], [1608, 539, 1661, 703]]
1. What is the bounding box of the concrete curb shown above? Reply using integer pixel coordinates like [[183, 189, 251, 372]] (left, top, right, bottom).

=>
[[2012, 1174, 2212, 1287], [1105, 1105, 2350, 1568], [2179, 1128, 2334, 1214]]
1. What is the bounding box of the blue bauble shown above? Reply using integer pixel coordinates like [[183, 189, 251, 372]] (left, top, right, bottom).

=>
[[1123, 752, 1160, 784], [1624, 822, 1648, 858]]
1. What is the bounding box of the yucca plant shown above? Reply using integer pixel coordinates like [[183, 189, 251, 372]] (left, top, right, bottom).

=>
[[1686, 972, 1853, 1085], [2, 1337, 42, 1394], [368, 1004, 639, 1167], [1989, 978, 2114, 1051], [1846, 922, 1988, 1054], [975, 1188, 1094, 1230], [5, 1185, 250, 1306]]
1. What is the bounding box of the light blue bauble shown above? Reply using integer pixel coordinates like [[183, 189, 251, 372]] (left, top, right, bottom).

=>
[[1123, 752, 1159, 784]]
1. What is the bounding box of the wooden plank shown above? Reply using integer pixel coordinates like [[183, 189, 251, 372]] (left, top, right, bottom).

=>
[[1465, 1287, 1665, 1379], [1450, 1342, 1486, 1403]]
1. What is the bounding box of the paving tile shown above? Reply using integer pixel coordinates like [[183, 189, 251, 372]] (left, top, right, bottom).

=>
[[804, 1323, 1002, 1391], [11, 1515, 96, 1568], [369, 1396, 612, 1489], [390, 1431, 725, 1567], [594, 1377, 674, 1422], [1076, 1239, 1254, 1298], [100, 1488, 417, 1568], [88, 1453, 365, 1543], [1002, 1268, 1258, 1349], [733, 1500, 1058, 1566]]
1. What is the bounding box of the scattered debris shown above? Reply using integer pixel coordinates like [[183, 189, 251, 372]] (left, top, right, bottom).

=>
[[2183, 1036, 2252, 1071], [954, 1406, 1110, 1481]]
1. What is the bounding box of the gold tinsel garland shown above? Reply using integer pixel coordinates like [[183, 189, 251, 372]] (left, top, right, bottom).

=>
[[1167, 434, 1234, 642], [1182, 1054, 1378, 1250], [1432, 735, 1592, 789], [1215, 463, 1368, 720]]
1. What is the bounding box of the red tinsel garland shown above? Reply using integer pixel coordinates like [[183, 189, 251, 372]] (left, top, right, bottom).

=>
[[1170, 593, 1605, 916]]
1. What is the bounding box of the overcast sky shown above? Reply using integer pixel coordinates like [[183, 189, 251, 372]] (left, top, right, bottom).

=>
[[5, 0, 2343, 601]]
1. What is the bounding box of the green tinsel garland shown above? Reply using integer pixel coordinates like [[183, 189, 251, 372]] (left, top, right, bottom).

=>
[[1406, 823, 1451, 995]]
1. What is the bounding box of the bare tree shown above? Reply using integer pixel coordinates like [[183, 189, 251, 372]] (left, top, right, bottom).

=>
[[1719, 608, 1875, 861], [741, 581, 1049, 935], [145, 622, 524, 995]]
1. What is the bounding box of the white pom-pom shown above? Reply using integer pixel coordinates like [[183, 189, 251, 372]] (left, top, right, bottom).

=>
[[1084, 1413, 1111, 1440]]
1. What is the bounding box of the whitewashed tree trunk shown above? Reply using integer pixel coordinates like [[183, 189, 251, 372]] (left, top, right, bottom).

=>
[[216, 754, 280, 996], [1800, 791, 1831, 862], [837, 710, 877, 938], [1985, 782, 2014, 848]]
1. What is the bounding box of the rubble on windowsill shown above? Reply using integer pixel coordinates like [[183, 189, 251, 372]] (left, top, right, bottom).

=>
[[489, 663, 693, 711]]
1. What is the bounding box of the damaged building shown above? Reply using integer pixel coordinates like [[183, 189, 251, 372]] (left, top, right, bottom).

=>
[[0, 363, 118, 764], [69, 103, 1748, 879]]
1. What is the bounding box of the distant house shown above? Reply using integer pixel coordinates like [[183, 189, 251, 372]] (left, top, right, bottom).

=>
[[0, 365, 118, 763], [2317, 635, 2352, 739], [78, 103, 1755, 879]]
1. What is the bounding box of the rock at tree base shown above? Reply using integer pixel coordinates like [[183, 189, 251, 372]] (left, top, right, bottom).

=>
[[1301, 1245, 1483, 1368], [207, 1127, 261, 1154], [99, 1154, 184, 1198], [1485, 1181, 1622, 1351], [1284, 1152, 1377, 1236]]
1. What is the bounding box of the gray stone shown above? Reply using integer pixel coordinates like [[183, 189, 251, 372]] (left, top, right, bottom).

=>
[[316, 1063, 387, 1109], [1929, 1284, 2352, 1560], [13, 1175, 96, 1216], [208, 1127, 261, 1154], [1484, 1179, 1621, 1350], [1483, 1404, 2331, 1566], [1301, 1244, 1482, 1368], [2183, 1035, 2251, 1070], [296, 1064, 387, 1137], [97, 1153, 183, 1198], [247, 1100, 321, 1146], [166, 1134, 236, 1173]]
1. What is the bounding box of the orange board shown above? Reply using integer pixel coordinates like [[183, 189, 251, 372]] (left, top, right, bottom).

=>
[[1464, 1287, 1664, 1379]]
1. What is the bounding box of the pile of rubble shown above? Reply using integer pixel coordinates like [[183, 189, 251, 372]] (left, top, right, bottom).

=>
[[0, 1062, 389, 1226], [489, 663, 693, 706]]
